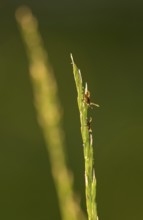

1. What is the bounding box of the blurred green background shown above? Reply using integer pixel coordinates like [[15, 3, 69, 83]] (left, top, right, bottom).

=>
[[0, 1, 143, 219]]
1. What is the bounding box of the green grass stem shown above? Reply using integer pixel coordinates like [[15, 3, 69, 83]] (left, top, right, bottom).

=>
[[71, 54, 99, 220], [15, 7, 85, 220]]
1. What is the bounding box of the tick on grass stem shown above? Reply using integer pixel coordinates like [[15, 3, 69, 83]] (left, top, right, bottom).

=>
[[83, 83, 99, 108], [86, 117, 92, 133]]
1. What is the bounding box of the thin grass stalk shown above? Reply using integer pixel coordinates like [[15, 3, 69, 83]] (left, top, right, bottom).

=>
[[15, 7, 85, 220], [71, 54, 99, 220]]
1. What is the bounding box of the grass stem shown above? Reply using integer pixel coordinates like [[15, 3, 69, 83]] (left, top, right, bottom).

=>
[[15, 7, 85, 220], [71, 54, 99, 220]]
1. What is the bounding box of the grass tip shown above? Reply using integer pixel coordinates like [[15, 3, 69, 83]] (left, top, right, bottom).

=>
[[70, 53, 74, 64]]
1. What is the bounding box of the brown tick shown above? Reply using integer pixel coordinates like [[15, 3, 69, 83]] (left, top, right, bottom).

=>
[[86, 117, 92, 133], [83, 83, 99, 108]]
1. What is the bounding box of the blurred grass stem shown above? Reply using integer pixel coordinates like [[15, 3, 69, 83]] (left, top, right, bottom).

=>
[[15, 6, 85, 220]]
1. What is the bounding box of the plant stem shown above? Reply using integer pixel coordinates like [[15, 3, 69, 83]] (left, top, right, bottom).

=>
[[71, 54, 99, 220], [15, 7, 86, 220]]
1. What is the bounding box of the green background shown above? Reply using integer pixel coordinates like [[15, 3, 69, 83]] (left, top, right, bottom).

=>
[[0, 1, 143, 219]]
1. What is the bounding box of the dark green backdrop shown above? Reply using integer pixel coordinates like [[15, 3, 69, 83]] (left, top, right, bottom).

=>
[[0, 1, 143, 219]]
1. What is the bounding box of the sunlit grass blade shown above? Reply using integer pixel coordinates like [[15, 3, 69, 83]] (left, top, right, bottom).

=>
[[71, 54, 99, 220]]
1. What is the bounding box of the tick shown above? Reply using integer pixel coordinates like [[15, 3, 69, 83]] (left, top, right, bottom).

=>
[[83, 83, 99, 108], [86, 117, 92, 133]]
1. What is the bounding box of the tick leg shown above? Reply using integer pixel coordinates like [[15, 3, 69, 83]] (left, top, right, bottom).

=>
[[90, 102, 100, 108]]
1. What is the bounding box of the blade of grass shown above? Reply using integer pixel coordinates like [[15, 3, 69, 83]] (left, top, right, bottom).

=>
[[15, 6, 86, 220], [71, 54, 99, 220]]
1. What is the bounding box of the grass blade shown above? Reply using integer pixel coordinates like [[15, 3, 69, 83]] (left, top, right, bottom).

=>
[[71, 54, 99, 220], [15, 7, 86, 220]]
